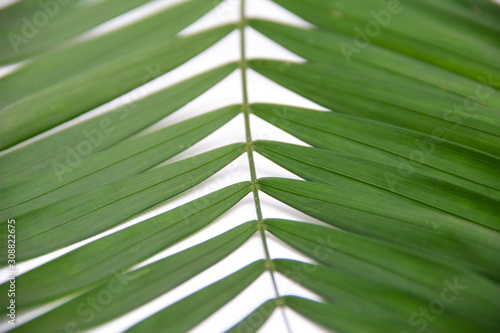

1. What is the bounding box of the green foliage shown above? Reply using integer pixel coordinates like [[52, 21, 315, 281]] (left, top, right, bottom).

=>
[[1, 0, 499, 332]]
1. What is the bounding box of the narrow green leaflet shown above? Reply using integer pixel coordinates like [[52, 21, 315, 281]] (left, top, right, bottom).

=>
[[249, 62, 500, 156], [251, 104, 500, 196], [0, 63, 237, 183], [0, 182, 251, 307], [420, 0, 500, 35], [258, 177, 500, 281], [270, 0, 500, 82], [0, 0, 225, 65], [275, 260, 479, 333], [225, 300, 276, 333], [0, 0, 75, 28], [0, 0, 155, 64], [249, 19, 500, 110], [0, 144, 246, 260], [0, 0, 226, 107], [284, 296, 403, 333], [0, 24, 235, 149], [254, 141, 500, 228], [265, 219, 500, 331], [9, 221, 257, 331], [275, 260, 416, 320], [1, 105, 241, 214], [125, 261, 266, 333]]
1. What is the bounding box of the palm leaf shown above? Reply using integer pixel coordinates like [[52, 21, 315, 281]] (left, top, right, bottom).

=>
[[1, 0, 499, 332]]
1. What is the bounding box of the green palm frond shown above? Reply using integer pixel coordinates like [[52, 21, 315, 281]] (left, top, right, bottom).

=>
[[1, 0, 499, 332]]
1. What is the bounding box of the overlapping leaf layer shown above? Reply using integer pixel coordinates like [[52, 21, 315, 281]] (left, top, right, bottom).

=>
[[1, 0, 499, 332]]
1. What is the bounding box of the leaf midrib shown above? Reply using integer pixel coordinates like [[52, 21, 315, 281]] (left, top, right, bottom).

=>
[[238, 1, 291, 332]]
